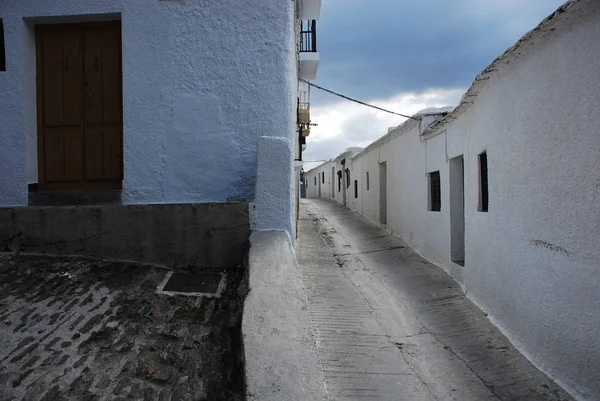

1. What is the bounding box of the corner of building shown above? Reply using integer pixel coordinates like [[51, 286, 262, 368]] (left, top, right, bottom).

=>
[[251, 136, 296, 246]]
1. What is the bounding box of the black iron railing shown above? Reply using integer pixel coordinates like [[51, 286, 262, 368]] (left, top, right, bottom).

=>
[[300, 20, 317, 52]]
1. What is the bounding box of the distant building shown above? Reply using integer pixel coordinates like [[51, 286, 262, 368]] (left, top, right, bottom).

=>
[[305, 1, 600, 398]]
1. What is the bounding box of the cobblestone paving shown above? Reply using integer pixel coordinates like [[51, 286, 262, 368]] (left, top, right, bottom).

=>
[[0, 254, 245, 401]]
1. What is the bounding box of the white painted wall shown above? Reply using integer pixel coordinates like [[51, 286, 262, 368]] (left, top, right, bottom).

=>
[[0, 0, 298, 237], [305, 1, 600, 398], [305, 160, 335, 201]]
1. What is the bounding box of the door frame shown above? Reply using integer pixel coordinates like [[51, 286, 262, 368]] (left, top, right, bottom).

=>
[[449, 155, 465, 266], [379, 162, 387, 224], [35, 20, 123, 191]]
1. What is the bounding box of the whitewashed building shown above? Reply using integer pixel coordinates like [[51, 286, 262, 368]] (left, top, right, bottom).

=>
[[306, 0, 600, 398], [0, 0, 321, 242]]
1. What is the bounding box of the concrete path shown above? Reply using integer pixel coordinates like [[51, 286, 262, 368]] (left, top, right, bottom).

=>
[[297, 199, 572, 401]]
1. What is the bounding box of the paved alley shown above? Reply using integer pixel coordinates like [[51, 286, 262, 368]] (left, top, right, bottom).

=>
[[296, 199, 572, 401]]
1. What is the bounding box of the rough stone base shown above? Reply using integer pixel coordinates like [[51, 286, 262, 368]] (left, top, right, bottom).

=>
[[0, 203, 250, 269], [0, 253, 246, 401]]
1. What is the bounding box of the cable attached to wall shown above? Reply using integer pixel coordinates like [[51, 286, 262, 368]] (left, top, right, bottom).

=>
[[300, 79, 421, 121]]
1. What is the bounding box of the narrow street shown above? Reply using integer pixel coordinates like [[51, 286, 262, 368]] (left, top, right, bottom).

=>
[[296, 199, 572, 401]]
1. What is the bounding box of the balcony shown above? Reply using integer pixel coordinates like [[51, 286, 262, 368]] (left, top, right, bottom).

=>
[[300, 20, 317, 53], [299, 20, 319, 80], [298, 81, 311, 136], [298, 107, 310, 125], [298, 0, 322, 20]]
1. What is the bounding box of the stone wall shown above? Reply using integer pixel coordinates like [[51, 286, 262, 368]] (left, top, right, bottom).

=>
[[0, 203, 250, 269]]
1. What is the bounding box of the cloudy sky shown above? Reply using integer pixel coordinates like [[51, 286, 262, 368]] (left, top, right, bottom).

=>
[[303, 0, 566, 171]]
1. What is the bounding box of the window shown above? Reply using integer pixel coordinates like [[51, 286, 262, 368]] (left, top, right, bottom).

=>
[[345, 169, 351, 188], [366, 172, 370, 191], [354, 180, 358, 199], [322, 172, 325, 183], [428, 171, 441, 212], [0, 20, 5, 72], [314, 176, 316, 186], [337, 171, 342, 191], [479, 152, 489, 212]]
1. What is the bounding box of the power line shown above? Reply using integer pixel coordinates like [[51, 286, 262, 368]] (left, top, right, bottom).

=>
[[300, 79, 420, 121]]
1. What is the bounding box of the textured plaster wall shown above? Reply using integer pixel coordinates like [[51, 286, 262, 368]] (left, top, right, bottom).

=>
[[252, 137, 295, 244], [243, 231, 327, 400], [0, 0, 297, 236], [455, 4, 600, 398], [304, 2, 600, 398]]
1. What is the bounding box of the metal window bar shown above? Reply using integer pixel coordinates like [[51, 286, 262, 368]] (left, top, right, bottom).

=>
[[479, 152, 489, 212], [300, 20, 317, 52], [0, 20, 6, 72], [429, 171, 441, 212]]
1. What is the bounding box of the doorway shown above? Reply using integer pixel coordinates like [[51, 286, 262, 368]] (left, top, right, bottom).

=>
[[36, 21, 123, 190], [379, 162, 387, 224], [331, 166, 335, 198], [449, 155, 465, 266], [318, 173, 322, 197]]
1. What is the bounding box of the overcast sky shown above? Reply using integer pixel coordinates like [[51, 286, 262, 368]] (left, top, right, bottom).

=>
[[304, 0, 566, 171]]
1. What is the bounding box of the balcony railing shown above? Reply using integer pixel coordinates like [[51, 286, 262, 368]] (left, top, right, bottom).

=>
[[300, 20, 317, 53], [298, 81, 311, 125]]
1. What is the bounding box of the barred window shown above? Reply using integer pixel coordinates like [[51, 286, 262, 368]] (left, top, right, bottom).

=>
[[479, 152, 489, 212], [429, 171, 441, 212], [0, 20, 6, 71]]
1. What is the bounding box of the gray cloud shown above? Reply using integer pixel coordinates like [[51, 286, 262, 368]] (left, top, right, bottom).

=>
[[312, 0, 566, 106], [303, 88, 465, 167]]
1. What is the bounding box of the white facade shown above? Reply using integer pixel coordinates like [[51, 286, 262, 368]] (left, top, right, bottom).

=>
[[0, 0, 309, 239], [306, 1, 600, 398]]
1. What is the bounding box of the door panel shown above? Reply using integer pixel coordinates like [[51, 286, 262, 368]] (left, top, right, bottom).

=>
[[43, 128, 65, 181], [63, 128, 83, 181], [41, 28, 63, 127], [37, 22, 123, 190], [61, 27, 82, 126], [101, 126, 123, 180], [101, 25, 122, 124], [82, 28, 104, 126], [84, 127, 104, 181], [84, 126, 122, 181], [43, 127, 83, 182]]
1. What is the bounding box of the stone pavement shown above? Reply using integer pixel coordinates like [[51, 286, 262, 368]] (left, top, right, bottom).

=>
[[0, 254, 245, 401], [297, 199, 573, 401]]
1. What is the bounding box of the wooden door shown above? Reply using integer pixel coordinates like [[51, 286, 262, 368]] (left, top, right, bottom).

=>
[[36, 22, 123, 190]]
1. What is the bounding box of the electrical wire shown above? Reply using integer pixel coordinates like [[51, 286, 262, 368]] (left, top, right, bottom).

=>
[[300, 79, 420, 121]]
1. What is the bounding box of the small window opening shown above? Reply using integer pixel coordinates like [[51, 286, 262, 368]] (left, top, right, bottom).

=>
[[322, 172, 325, 183], [345, 169, 351, 188], [428, 171, 441, 212], [366, 172, 370, 191], [354, 180, 358, 199], [337, 170, 342, 191], [314, 176, 316, 186], [0, 20, 6, 72], [479, 152, 489, 212]]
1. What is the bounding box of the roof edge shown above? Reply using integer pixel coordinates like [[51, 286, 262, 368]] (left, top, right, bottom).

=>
[[421, 0, 583, 137]]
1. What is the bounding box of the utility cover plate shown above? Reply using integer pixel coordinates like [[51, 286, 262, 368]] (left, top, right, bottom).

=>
[[157, 272, 225, 297]]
